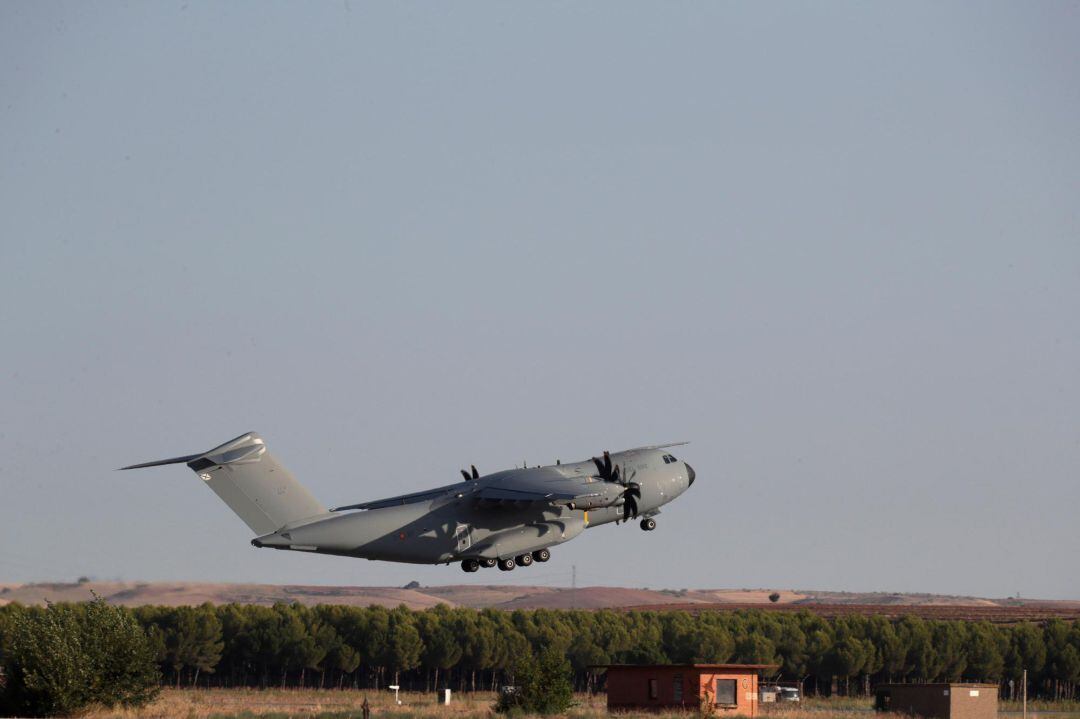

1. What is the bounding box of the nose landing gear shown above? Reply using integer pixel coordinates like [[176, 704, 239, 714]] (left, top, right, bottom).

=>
[[640, 517, 657, 531]]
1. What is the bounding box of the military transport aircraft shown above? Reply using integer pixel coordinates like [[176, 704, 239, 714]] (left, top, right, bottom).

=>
[[122, 432, 695, 572]]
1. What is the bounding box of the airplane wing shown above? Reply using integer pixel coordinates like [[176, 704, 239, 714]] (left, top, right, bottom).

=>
[[474, 486, 580, 503], [621, 441, 689, 452], [332, 467, 614, 512], [332, 482, 460, 511], [473, 468, 606, 508]]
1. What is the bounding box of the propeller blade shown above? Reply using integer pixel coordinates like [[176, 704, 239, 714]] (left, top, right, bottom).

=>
[[471, 464, 479, 480], [603, 451, 612, 477], [461, 469, 472, 482], [592, 456, 605, 477], [611, 464, 621, 484], [623, 495, 639, 521]]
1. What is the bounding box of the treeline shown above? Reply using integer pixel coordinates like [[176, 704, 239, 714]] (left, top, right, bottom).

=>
[[2, 603, 1079, 700]]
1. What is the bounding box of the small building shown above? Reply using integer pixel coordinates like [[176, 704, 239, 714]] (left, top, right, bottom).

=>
[[875, 683, 998, 719], [594, 663, 777, 715]]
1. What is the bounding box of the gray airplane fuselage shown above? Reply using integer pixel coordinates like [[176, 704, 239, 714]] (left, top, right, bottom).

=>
[[253, 448, 694, 564]]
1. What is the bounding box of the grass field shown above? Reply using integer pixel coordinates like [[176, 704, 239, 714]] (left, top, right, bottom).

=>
[[85, 689, 588, 719], [79, 690, 1080, 719]]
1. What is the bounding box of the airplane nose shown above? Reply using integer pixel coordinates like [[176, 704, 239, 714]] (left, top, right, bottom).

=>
[[686, 463, 695, 486]]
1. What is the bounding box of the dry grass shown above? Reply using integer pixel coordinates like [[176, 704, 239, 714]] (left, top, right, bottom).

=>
[[77, 689, 1080, 719], [78, 689, 891, 719], [82, 689, 585, 719]]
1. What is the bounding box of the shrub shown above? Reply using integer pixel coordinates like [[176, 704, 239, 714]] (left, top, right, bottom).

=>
[[496, 648, 573, 715], [1, 596, 160, 716]]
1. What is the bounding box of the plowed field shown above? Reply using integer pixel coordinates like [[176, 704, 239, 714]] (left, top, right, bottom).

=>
[[623, 602, 1080, 623]]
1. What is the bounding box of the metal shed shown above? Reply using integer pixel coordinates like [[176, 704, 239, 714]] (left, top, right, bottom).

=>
[[875, 683, 998, 719]]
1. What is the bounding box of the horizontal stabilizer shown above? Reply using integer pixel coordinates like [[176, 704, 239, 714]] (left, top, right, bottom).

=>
[[120, 453, 205, 470]]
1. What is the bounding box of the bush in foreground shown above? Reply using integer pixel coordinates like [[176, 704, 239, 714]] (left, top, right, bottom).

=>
[[1, 596, 160, 716], [496, 648, 573, 715]]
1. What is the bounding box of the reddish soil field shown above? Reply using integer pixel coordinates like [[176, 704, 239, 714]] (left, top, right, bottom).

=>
[[622, 602, 1080, 623]]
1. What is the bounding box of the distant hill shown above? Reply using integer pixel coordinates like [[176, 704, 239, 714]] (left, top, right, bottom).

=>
[[2, 580, 1077, 620]]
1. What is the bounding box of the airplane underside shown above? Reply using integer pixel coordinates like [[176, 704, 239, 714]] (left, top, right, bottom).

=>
[[122, 432, 692, 572]]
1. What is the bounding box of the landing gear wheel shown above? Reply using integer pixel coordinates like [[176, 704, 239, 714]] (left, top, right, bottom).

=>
[[532, 548, 551, 562], [516, 553, 534, 567], [498, 558, 516, 571], [640, 517, 657, 531], [461, 559, 480, 573], [480, 558, 497, 569]]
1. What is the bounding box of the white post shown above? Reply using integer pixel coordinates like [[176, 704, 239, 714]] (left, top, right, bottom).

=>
[[1023, 669, 1027, 719]]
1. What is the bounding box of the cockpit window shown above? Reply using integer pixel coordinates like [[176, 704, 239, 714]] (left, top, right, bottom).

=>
[[662, 454, 677, 464]]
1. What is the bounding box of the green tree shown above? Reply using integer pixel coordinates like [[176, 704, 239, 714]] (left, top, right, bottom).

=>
[[385, 606, 423, 686], [325, 639, 361, 688], [80, 598, 161, 708], [154, 604, 225, 687], [419, 606, 463, 690], [1006, 623, 1046, 688], [827, 634, 872, 695], [774, 619, 809, 679], [735, 632, 777, 665], [497, 648, 573, 715], [964, 623, 1006, 681], [933, 622, 968, 681], [2, 598, 159, 716], [2, 604, 90, 716], [867, 617, 907, 682]]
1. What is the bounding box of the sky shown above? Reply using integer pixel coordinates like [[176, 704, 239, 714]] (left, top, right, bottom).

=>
[[1, 2, 1077, 599]]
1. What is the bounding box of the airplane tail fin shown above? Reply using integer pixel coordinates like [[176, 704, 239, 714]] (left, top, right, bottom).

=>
[[121, 432, 328, 535]]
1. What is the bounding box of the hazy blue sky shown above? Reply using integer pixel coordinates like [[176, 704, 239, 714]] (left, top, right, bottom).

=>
[[2, 2, 1077, 599]]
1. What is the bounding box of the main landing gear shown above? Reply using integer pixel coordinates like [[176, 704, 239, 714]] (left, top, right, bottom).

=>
[[461, 548, 552, 572], [640, 517, 657, 531]]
